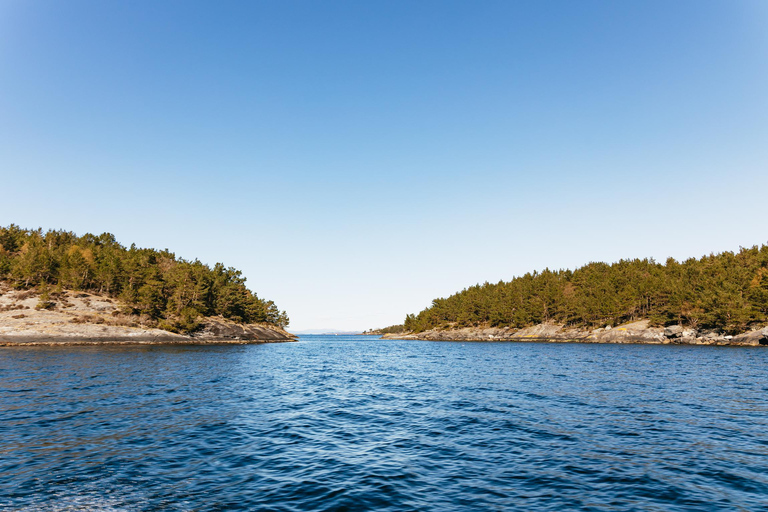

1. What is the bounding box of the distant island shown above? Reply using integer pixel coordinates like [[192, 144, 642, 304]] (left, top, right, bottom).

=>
[[0, 225, 295, 345], [375, 245, 768, 346]]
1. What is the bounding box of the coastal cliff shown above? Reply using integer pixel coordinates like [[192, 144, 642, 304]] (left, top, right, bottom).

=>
[[383, 320, 768, 346], [0, 286, 296, 346]]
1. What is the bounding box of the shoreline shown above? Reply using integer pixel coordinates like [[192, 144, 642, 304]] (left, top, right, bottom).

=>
[[0, 336, 297, 347], [0, 322, 298, 347], [381, 320, 768, 347]]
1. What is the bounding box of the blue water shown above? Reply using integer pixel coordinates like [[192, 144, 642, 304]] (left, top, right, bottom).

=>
[[2, 336, 768, 511]]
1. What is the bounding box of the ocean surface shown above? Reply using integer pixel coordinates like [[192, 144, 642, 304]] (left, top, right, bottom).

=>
[[1, 336, 768, 511]]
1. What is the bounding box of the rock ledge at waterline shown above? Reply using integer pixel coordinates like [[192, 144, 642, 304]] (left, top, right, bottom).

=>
[[383, 320, 768, 346]]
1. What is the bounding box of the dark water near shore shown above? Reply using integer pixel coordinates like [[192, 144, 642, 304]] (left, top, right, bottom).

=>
[[2, 336, 768, 511]]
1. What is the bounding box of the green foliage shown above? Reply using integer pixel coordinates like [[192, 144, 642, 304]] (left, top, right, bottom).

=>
[[35, 281, 55, 310], [379, 324, 406, 334], [404, 245, 768, 335], [0, 225, 289, 332], [365, 324, 406, 334]]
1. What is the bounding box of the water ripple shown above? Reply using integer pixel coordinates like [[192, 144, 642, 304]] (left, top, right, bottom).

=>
[[2, 338, 768, 511]]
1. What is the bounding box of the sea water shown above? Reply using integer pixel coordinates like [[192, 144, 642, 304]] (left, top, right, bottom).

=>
[[2, 336, 767, 511]]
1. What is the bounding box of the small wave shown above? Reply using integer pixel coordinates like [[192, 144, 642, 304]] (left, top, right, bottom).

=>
[[2, 336, 768, 511]]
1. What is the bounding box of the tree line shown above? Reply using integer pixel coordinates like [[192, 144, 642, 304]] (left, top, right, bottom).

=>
[[0, 225, 288, 332], [403, 245, 768, 335], [363, 324, 407, 335]]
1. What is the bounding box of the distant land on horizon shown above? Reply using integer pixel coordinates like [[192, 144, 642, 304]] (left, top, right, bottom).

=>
[[292, 329, 363, 335]]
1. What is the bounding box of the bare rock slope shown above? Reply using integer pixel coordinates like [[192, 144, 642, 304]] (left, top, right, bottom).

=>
[[0, 285, 296, 345]]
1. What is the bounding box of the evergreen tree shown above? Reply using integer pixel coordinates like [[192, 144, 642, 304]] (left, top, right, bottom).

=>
[[0, 225, 289, 333], [403, 244, 768, 334]]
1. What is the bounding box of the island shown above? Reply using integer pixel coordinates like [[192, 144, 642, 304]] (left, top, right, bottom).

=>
[[0, 225, 295, 345], [372, 245, 768, 346]]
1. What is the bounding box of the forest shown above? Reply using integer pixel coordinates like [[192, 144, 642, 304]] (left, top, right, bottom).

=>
[[0, 225, 288, 333], [403, 244, 768, 335]]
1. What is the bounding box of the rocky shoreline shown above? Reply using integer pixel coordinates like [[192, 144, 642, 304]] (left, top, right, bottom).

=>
[[0, 321, 297, 346], [382, 320, 768, 347], [0, 287, 296, 346]]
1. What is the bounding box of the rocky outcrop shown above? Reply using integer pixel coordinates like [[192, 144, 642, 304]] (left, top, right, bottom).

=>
[[383, 320, 768, 346], [192, 317, 295, 342], [731, 327, 768, 346], [0, 286, 296, 346]]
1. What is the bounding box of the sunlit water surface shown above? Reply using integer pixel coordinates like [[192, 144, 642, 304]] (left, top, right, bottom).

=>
[[2, 336, 768, 511]]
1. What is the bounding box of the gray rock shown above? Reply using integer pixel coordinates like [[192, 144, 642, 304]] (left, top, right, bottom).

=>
[[193, 319, 295, 341], [664, 325, 683, 338], [729, 328, 768, 346]]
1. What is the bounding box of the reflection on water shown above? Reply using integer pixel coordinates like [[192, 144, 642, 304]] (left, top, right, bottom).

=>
[[2, 337, 768, 511]]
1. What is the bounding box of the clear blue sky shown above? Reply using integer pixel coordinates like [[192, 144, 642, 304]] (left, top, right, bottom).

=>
[[1, 1, 767, 331]]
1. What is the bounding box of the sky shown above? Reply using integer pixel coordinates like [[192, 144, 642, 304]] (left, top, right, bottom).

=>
[[1, 0, 767, 332]]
